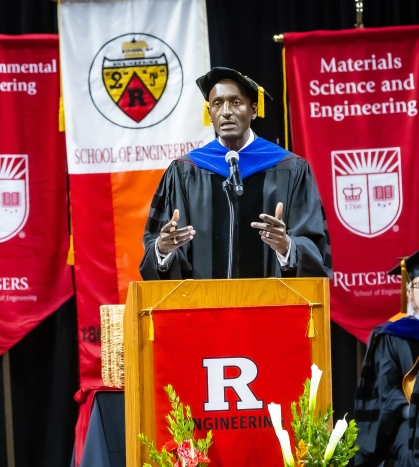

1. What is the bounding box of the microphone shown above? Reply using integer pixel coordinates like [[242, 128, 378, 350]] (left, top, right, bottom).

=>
[[225, 151, 243, 195]]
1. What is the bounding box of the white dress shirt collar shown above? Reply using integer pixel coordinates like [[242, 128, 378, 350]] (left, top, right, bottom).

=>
[[218, 129, 255, 151]]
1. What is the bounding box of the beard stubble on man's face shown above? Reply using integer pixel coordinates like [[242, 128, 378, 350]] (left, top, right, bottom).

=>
[[208, 80, 257, 150]]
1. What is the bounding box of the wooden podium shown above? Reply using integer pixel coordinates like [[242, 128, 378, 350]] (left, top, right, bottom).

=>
[[124, 278, 331, 467]]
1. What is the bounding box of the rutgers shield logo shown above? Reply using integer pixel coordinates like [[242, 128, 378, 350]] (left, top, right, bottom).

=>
[[332, 147, 402, 238], [89, 34, 183, 129], [0, 155, 29, 242]]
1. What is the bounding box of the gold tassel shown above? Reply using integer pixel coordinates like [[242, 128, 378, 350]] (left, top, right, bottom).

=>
[[203, 101, 211, 126], [59, 96, 65, 132], [66, 234, 74, 266], [306, 305, 316, 338], [67, 197, 73, 265], [282, 46, 289, 150], [277, 279, 321, 340], [149, 314, 154, 341], [58, 0, 65, 132], [141, 281, 187, 342], [257, 86, 265, 118], [401, 258, 408, 314]]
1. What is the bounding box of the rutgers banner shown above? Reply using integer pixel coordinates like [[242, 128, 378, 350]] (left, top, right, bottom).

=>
[[59, 0, 213, 386], [153, 305, 312, 467], [284, 26, 419, 341], [0, 35, 73, 354]]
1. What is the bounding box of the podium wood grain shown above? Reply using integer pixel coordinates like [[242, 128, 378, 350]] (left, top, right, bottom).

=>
[[124, 278, 331, 467]]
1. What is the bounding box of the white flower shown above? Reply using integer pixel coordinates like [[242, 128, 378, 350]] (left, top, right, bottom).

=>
[[276, 429, 295, 467], [309, 364, 322, 413], [268, 403, 294, 467], [323, 417, 348, 463], [267, 403, 282, 434]]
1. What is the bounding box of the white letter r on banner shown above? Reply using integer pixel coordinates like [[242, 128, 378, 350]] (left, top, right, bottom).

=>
[[203, 357, 263, 411]]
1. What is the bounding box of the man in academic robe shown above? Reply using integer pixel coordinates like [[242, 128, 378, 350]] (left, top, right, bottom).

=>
[[140, 67, 332, 280], [354, 251, 419, 467]]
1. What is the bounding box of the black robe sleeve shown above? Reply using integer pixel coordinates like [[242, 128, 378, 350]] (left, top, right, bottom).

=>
[[140, 162, 192, 280], [281, 156, 332, 278], [410, 375, 419, 467]]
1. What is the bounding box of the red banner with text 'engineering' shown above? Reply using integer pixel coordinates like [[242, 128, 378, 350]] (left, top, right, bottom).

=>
[[153, 305, 312, 467], [0, 35, 73, 353], [284, 26, 419, 342]]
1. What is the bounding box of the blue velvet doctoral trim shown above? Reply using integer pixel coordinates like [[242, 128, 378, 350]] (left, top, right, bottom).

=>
[[382, 317, 419, 340], [188, 137, 289, 179]]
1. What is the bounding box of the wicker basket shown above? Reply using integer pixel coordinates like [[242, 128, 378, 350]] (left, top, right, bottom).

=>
[[100, 304, 125, 388]]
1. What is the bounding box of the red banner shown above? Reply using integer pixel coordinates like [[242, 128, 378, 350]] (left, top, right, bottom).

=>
[[0, 35, 73, 354], [284, 26, 419, 342], [153, 305, 312, 467]]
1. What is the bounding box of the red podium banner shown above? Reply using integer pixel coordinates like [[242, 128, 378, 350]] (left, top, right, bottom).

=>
[[284, 26, 419, 341], [0, 35, 73, 353], [152, 305, 312, 467]]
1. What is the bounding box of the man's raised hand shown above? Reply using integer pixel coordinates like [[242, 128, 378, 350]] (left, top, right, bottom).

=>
[[157, 209, 195, 255], [250, 202, 290, 255]]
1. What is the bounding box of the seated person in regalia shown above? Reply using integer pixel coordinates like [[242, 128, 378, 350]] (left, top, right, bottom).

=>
[[354, 250, 419, 467]]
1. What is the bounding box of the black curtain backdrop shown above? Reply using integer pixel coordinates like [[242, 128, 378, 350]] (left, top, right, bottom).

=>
[[1, 1, 418, 466]]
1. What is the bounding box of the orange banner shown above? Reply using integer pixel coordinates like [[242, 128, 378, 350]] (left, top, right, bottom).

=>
[[70, 169, 163, 386]]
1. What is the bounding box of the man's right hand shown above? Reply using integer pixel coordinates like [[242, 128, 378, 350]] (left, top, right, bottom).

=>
[[157, 209, 195, 255]]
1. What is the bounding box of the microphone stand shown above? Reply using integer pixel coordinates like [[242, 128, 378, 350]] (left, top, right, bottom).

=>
[[222, 178, 235, 279]]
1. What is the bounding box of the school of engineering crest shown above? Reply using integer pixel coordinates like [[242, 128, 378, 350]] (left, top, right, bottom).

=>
[[88, 33, 183, 129], [0, 155, 29, 242], [332, 147, 402, 238]]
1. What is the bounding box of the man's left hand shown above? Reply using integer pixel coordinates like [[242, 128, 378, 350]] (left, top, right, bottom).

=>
[[250, 202, 289, 255]]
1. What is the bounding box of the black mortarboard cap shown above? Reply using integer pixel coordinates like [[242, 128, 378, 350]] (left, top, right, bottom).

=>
[[196, 67, 272, 120], [388, 250, 419, 281], [388, 250, 419, 315]]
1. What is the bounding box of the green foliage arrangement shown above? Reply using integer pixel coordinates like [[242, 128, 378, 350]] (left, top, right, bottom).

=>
[[268, 365, 358, 467], [139, 384, 213, 467], [291, 380, 359, 467]]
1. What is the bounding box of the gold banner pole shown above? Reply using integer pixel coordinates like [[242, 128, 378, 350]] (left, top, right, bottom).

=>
[[273, 0, 364, 41], [355, 1, 364, 28]]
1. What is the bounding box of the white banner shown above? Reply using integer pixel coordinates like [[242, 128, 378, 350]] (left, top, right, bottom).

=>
[[60, 0, 213, 174]]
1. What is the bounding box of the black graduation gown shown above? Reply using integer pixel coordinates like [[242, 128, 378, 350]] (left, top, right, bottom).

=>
[[354, 323, 419, 467], [140, 151, 332, 280], [410, 374, 419, 467]]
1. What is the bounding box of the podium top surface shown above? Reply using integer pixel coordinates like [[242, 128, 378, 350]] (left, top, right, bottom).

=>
[[127, 277, 329, 310]]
